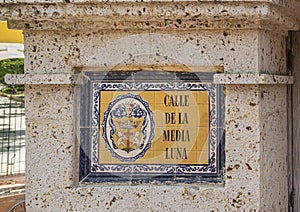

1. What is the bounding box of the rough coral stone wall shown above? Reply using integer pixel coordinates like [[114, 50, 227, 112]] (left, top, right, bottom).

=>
[[259, 85, 289, 210], [24, 84, 262, 211], [24, 30, 259, 74], [21, 26, 289, 210]]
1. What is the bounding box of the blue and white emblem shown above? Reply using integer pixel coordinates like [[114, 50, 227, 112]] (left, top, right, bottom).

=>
[[102, 93, 155, 162]]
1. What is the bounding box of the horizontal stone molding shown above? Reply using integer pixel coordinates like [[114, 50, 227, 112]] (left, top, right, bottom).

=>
[[0, 1, 299, 31], [6, 73, 293, 85], [213, 73, 293, 84], [5, 74, 76, 85]]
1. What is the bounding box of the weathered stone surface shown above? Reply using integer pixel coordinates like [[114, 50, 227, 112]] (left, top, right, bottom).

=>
[[259, 85, 288, 210], [20, 30, 289, 210], [214, 73, 293, 84], [5, 74, 76, 85], [1, 0, 298, 210], [22, 31, 261, 74], [0, 1, 299, 31]]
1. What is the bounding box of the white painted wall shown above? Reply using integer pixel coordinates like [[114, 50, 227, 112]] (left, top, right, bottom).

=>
[[0, 43, 24, 61]]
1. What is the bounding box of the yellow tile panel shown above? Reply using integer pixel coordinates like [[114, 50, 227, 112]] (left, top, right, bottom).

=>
[[100, 91, 114, 103], [98, 89, 211, 166], [196, 91, 209, 104], [197, 151, 209, 164]]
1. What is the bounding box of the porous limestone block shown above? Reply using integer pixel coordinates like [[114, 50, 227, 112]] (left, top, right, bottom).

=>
[[24, 83, 273, 211], [24, 30, 259, 74], [225, 85, 260, 182], [21, 25, 289, 211], [258, 31, 287, 75], [23, 30, 289, 75], [25, 85, 75, 195], [259, 85, 289, 210]]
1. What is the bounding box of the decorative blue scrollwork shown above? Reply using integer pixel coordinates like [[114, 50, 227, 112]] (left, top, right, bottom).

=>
[[91, 82, 220, 175]]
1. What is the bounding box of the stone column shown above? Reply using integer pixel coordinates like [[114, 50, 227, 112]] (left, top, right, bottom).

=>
[[2, 1, 299, 210]]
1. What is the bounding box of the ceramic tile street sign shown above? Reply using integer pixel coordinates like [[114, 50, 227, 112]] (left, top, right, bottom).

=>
[[79, 71, 224, 183]]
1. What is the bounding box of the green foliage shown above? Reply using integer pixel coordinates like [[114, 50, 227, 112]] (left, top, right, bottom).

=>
[[1, 87, 15, 94], [0, 58, 24, 94]]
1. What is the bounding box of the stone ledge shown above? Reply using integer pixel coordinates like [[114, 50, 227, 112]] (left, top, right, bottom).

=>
[[213, 73, 293, 84], [6, 73, 293, 85], [1, 1, 299, 31], [5, 74, 76, 85]]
